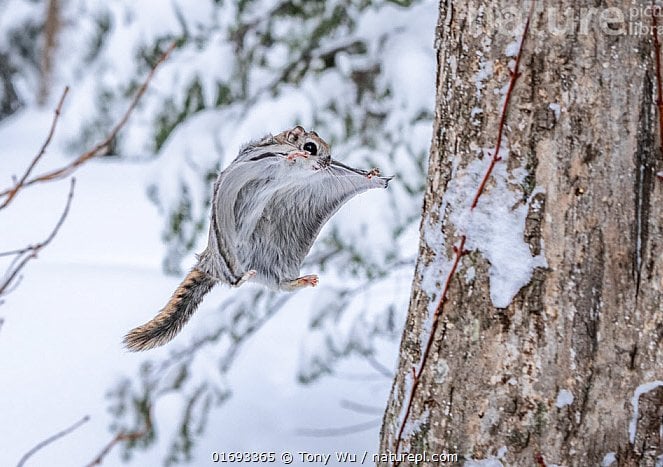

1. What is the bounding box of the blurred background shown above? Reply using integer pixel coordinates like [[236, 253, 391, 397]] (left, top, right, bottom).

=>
[[0, 0, 435, 464]]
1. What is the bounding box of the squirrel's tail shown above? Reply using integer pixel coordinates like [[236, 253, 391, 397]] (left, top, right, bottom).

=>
[[124, 268, 217, 351]]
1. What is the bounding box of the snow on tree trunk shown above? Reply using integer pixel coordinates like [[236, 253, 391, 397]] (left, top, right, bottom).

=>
[[380, 2, 663, 466]]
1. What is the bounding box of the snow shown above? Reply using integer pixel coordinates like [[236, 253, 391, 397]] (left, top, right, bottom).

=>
[[1, 113, 168, 465], [629, 380, 663, 444], [505, 40, 520, 57], [465, 266, 476, 282], [1, 0, 439, 464], [549, 103, 561, 120], [435, 358, 449, 385], [444, 148, 547, 308], [601, 452, 617, 467], [464, 460, 504, 467], [0, 109, 394, 465], [420, 213, 451, 297], [474, 59, 494, 99], [401, 407, 430, 439], [416, 211, 454, 353], [420, 36, 547, 310], [389, 370, 414, 450], [555, 389, 574, 408]]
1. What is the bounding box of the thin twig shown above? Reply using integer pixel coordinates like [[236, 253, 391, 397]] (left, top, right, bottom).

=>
[[0, 274, 23, 297], [16, 415, 89, 467], [534, 451, 547, 467], [85, 413, 152, 467], [0, 87, 69, 210], [392, 236, 465, 455], [0, 247, 40, 258], [0, 41, 177, 199], [470, 11, 533, 209], [296, 418, 381, 437], [0, 178, 75, 297], [364, 353, 394, 378], [340, 399, 383, 415], [393, 3, 534, 456]]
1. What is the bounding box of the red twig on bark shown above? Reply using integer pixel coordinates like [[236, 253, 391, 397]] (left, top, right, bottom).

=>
[[392, 237, 466, 455], [16, 415, 89, 467], [534, 452, 547, 467], [0, 41, 176, 202], [392, 5, 534, 458], [470, 12, 532, 209], [0, 86, 69, 210], [0, 178, 75, 299]]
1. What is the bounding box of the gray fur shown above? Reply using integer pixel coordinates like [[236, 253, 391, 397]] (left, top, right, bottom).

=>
[[198, 126, 390, 289], [125, 126, 391, 350]]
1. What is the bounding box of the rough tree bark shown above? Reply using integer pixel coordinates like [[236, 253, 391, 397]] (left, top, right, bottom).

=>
[[380, 1, 663, 466]]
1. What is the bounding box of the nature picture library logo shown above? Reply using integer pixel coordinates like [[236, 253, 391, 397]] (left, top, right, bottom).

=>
[[465, 2, 663, 37]]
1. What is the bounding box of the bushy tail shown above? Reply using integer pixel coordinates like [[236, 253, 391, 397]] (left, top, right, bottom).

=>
[[124, 268, 217, 351]]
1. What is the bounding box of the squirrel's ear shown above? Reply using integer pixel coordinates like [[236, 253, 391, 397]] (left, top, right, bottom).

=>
[[287, 125, 305, 143]]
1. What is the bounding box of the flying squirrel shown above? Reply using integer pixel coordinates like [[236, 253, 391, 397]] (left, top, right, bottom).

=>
[[124, 125, 392, 351]]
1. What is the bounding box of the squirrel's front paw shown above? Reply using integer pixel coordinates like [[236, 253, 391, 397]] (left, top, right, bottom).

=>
[[366, 168, 381, 179], [287, 151, 309, 162]]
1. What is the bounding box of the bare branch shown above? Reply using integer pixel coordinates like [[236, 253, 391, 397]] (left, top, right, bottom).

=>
[[0, 247, 38, 258], [0, 86, 69, 210], [296, 418, 381, 437], [0, 274, 23, 298], [0, 178, 75, 298], [0, 41, 177, 201], [364, 353, 393, 379], [16, 415, 89, 467], [339, 399, 383, 415], [85, 412, 152, 467]]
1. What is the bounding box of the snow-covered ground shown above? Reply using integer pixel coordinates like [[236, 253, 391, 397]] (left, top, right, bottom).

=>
[[0, 0, 439, 462], [0, 110, 398, 466]]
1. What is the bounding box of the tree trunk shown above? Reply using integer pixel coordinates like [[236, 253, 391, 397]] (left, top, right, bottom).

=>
[[380, 1, 663, 466], [39, 0, 60, 106]]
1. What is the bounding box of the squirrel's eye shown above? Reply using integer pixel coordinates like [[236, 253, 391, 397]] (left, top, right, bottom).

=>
[[303, 142, 317, 155]]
